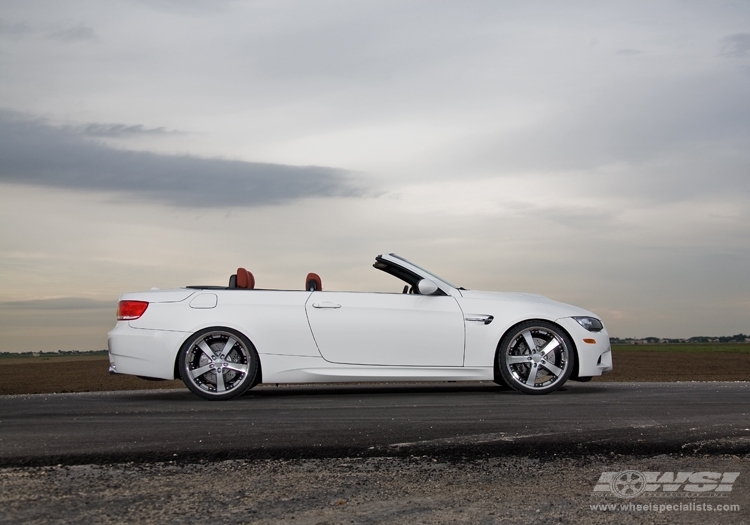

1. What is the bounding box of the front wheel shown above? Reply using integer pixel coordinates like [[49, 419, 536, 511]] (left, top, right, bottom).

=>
[[178, 327, 259, 400], [498, 321, 575, 395]]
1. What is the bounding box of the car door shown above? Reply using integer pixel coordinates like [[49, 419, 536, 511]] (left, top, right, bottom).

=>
[[305, 292, 465, 366]]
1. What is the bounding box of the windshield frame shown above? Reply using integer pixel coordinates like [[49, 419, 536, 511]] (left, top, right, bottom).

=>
[[375, 253, 462, 296], [386, 254, 460, 289]]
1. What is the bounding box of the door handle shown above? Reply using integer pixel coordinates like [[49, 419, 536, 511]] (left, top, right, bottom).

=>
[[312, 302, 341, 309]]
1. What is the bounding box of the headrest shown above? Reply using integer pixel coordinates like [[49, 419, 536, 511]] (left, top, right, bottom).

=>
[[237, 268, 255, 289], [306, 272, 322, 291]]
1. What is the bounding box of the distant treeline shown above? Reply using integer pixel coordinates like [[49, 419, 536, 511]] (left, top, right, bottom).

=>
[[0, 350, 108, 356], [610, 334, 748, 345]]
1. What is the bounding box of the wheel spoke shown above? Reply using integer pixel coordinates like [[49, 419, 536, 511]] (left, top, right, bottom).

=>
[[197, 340, 215, 360], [215, 369, 226, 392], [225, 362, 248, 373], [525, 363, 539, 386], [541, 361, 563, 377], [521, 331, 537, 353], [190, 364, 213, 379], [507, 355, 529, 365], [219, 338, 237, 359], [539, 338, 560, 358]]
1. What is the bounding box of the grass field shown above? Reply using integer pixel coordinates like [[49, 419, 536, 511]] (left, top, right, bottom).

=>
[[0, 352, 108, 364], [612, 343, 750, 353]]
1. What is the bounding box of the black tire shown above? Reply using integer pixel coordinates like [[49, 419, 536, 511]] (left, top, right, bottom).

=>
[[178, 327, 259, 401], [498, 320, 575, 395], [492, 366, 511, 389]]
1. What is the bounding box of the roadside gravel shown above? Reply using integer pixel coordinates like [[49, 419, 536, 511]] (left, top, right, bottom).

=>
[[1, 454, 747, 524]]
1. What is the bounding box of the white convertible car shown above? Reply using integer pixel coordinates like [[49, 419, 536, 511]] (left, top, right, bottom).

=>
[[108, 253, 612, 400]]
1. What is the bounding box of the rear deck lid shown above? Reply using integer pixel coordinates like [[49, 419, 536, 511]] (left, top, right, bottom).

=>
[[119, 289, 195, 303]]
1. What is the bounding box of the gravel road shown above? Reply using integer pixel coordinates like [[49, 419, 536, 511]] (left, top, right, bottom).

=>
[[1, 454, 747, 524]]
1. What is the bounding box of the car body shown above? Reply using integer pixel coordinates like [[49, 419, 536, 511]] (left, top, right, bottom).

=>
[[108, 253, 612, 400]]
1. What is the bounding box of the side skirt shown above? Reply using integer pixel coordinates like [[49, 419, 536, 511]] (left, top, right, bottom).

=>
[[258, 354, 494, 383]]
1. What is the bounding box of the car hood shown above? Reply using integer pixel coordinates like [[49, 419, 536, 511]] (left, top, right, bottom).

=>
[[458, 289, 598, 318], [459, 290, 550, 302]]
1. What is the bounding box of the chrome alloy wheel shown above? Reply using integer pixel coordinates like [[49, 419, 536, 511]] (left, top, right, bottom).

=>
[[499, 321, 575, 395], [179, 328, 258, 400]]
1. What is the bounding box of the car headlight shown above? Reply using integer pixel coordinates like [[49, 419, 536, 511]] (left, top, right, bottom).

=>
[[573, 316, 604, 332]]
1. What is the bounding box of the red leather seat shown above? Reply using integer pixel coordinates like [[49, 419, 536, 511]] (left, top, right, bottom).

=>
[[236, 268, 255, 289], [306, 273, 322, 291]]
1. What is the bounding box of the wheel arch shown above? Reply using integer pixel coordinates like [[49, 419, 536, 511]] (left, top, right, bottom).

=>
[[173, 325, 263, 385], [492, 318, 580, 383]]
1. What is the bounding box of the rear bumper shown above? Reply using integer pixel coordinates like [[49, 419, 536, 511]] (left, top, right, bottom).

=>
[[555, 317, 613, 378], [107, 322, 189, 380]]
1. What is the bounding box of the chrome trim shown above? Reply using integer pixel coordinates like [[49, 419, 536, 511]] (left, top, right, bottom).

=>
[[465, 315, 494, 325]]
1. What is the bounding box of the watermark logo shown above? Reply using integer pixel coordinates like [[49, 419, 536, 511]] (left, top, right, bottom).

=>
[[610, 470, 647, 498], [593, 471, 740, 498]]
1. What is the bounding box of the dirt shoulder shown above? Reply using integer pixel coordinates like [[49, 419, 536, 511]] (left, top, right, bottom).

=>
[[0, 356, 183, 395], [1, 346, 748, 396], [591, 350, 750, 382]]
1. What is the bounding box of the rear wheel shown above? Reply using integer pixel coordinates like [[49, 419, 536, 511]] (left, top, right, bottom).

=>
[[498, 321, 575, 395], [178, 327, 259, 400]]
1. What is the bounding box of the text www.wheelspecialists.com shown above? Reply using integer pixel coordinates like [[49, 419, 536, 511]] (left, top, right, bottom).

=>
[[589, 502, 740, 513]]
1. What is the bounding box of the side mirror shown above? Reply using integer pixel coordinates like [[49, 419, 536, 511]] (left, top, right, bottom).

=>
[[416, 279, 439, 295]]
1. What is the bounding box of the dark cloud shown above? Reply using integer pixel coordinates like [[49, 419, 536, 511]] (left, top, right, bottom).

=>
[[0, 112, 361, 207], [0, 19, 30, 37], [46, 24, 96, 42], [719, 33, 750, 58], [0, 297, 114, 310], [0, 20, 95, 42], [75, 123, 181, 137], [135, 0, 238, 15]]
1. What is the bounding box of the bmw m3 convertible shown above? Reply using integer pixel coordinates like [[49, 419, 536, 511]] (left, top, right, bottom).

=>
[[108, 253, 612, 400]]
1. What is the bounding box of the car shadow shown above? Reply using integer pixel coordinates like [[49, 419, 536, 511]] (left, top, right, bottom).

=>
[[120, 381, 611, 402], [239, 381, 611, 398], [244, 382, 504, 398]]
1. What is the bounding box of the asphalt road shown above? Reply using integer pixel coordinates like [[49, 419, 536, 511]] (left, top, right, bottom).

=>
[[1, 382, 749, 466]]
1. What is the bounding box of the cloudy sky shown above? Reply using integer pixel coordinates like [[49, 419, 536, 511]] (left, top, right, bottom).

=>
[[1, 0, 749, 351]]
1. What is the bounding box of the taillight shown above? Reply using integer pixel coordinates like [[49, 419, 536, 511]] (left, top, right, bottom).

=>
[[117, 300, 149, 320]]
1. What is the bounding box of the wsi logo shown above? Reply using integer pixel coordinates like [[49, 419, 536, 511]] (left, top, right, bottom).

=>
[[593, 471, 740, 498]]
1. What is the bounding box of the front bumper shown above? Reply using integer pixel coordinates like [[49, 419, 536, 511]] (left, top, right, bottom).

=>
[[555, 317, 613, 378]]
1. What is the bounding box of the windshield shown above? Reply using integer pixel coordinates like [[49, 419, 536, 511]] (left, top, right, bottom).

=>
[[388, 254, 460, 289]]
